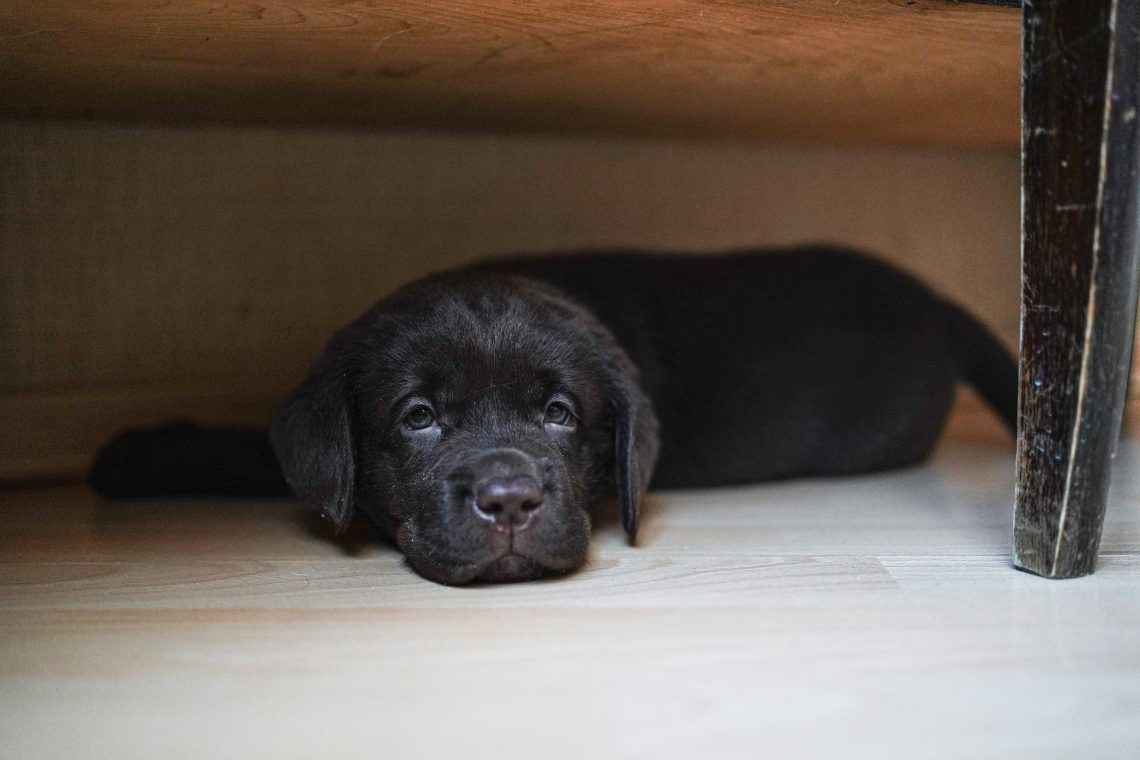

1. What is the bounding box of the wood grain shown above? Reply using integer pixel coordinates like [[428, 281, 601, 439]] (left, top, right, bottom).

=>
[[0, 0, 1020, 144], [1014, 0, 1140, 579], [1, 439, 1138, 760]]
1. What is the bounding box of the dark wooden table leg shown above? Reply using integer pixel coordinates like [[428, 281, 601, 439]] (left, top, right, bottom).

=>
[[1016, 0, 1140, 578]]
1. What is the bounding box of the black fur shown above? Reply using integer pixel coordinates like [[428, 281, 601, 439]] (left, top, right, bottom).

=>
[[91, 246, 1017, 585]]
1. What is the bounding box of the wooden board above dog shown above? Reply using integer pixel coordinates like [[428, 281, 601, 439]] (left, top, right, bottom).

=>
[[0, 0, 1019, 145]]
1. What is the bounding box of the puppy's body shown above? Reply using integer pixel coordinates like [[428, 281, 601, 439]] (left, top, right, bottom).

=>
[[477, 248, 1015, 487], [91, 247, 1017, 585]]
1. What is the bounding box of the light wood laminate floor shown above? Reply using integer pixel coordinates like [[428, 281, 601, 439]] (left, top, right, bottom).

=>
[[2, 432, 1138, 760]]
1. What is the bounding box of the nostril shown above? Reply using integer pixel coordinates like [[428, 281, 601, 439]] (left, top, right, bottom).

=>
[[474, 475, 544, 526]]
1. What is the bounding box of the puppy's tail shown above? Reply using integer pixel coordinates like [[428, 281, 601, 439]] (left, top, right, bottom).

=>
[[89, 421, 290, 498], [940, 299, 1019, 433]]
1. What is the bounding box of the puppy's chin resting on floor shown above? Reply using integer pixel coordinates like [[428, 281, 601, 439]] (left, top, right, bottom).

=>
[[91, 247, 1018, 586], [383, 442, 599, 585], [476, 554, 559, 583]]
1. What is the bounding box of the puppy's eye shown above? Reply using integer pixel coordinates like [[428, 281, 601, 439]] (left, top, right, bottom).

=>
[[543, 401, 575, 428], [403, 405, 436, 431]]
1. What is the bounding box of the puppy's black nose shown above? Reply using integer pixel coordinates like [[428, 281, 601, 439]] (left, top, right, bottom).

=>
[[474, 475, 543, 528]]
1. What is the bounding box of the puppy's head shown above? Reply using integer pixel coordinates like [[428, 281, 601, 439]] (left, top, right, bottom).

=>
[[271, 275, 658, 585]]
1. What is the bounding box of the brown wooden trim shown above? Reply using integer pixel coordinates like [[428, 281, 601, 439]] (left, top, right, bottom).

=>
[[0, 1, 1019, 145]]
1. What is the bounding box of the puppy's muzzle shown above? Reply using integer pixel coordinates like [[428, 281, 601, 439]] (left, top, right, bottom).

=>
[[467, 449, 544, 531], [475, 475, 543, 529]]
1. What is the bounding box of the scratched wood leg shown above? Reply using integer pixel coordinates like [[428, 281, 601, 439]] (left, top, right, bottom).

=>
[[1015, 0, 1140, 578]]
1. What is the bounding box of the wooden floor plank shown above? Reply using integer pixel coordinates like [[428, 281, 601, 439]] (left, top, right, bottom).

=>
[[1, 437, 1137, 759]]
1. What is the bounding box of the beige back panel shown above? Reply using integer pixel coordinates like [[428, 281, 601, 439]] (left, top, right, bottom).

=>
[[4, 119, 1127, 482]]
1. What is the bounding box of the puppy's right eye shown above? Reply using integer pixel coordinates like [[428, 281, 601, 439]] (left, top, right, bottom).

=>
[[403, 405, 436, 431], [543, 400, 576, 428]]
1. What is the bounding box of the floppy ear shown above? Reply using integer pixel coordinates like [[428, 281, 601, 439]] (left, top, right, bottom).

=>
[[529, 281, 661, 544], [605, 355, 660, 544], [270, 321, 367, 531]]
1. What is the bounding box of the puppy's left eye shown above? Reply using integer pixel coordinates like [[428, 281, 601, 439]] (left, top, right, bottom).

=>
[[543, 401, 575, 428], [403, 404, 436, 431]]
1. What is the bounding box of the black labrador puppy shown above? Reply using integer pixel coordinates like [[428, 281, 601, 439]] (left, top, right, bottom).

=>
[[92, 247, 1017, 585]]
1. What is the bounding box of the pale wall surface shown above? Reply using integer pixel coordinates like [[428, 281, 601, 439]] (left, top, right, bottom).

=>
[[2, 118, 1129, 481]]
